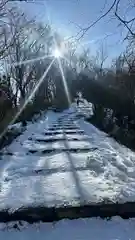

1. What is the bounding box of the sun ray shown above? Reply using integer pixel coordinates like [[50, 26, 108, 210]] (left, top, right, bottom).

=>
[[7, 54, 53, 68], [57, 57, 71, 106], [0, 58, 55, 140], [44, 1, 72, 107], [1, 1, 73, 142]]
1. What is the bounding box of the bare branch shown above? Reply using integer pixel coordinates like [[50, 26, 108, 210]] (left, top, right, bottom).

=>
[[115, 0, 135, 37], [76, 0, 117, 39]]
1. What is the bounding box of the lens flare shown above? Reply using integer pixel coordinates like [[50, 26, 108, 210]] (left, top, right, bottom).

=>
[[54, 48, 62, 58], [7, 55, 53, 68], [0, 59, 55, 140], [57, 57, 71, 106]]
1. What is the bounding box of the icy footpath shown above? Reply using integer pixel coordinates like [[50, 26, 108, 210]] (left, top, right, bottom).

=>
[[0, 217, 134, 240], [1, 103, 135, 212]]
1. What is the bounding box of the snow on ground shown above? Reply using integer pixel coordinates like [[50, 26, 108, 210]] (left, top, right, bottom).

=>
[[7, 122, 22, 131], [2, 110, 60, 154], [0, 217, 134, 239], [1, 102, 135, 210]]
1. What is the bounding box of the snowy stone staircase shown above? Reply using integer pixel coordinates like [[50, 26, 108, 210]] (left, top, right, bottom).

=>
[[27, 114, 92, 154], [1, 105, 135, 222]]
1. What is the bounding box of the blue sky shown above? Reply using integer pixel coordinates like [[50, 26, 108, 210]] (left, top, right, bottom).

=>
[[20, 0, 131, 65]]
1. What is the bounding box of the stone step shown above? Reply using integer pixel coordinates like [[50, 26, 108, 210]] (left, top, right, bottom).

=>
[[31, 137, 88, 143], [4, 165, 102, 182], [28, 134, 89, 142], [44, 130, 84, 135], [56, 121, 75, 124], [25, 139, 91, 152], [0, 202, 134, 223], [47, 127, 80, 131], [51, 126, 78, 130], [3, 151, 99, 182], [51, 122, 76, 127], [28, 147, 92, 154]]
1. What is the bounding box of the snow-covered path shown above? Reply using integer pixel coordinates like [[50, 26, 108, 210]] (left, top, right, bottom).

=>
[[0, 217, 134, 239], [1, 103, 135, 211]]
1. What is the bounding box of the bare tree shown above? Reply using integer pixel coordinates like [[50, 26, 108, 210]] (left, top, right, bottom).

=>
[[0, 0, 14, 58], [4, 8, 54, 105], [95, 43, 108, 77], [78, 49, 91, 70]]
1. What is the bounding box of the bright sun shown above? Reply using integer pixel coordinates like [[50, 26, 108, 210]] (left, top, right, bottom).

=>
[[54, 48, 62, 58]]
